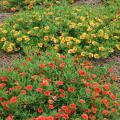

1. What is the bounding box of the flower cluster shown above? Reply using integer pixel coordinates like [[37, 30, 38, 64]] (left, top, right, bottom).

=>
[[0, 0, 74, 11], [0, 3, 119, 58], [0, 52, 119, 120]]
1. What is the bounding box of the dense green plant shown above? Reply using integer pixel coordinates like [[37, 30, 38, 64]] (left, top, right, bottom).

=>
[[0, 2, 120, 59], [0, 0, 74, 11], [0, 51, 119, 120]]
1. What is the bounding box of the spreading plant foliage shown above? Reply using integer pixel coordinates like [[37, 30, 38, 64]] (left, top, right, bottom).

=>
[[0, 51, 119, 120], [0, 2, 120, 59], [0, 0, 74, 11]]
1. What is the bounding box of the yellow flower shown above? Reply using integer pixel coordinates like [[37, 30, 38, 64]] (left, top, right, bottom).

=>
[[68, 49, 72, 54], [80, 33, 88, 39], [69, 23, 76, 29], [33, 27, 39, 30], [7, 47, 13, 52], [89, 53, 94, 58], [61, 39, 65, 44], [17, 37, 23, 42], [116, 44, 120, 50], [92, 41, 98, 46], [113, 36, 119, 39], [94, 54, 100, 59], [81, 51, 86, 57], [87, 39, 92, 43], [53, 38, 58, 43], [14, 31, 20, 37], [80, 16, 85, 21], [13, 24, 17, 29], [17, 18, 23, 22], [99, 47, 105, 51], [75, 39, 81, 44], [9, 43, 15, 47], [91, 34, 96, 38], [44, 26, 49, 32], [23, 36, 30, 41], [1, 37, 6, 42], [54, 45, 59, 51], [38, 43, 43, 47], [98, 30, 104, 37], [104, 34, 109, 39], [44, 36, 49, 41], [73, 46, 77, 51], [2, 30, 7, 34], [2, 0, 9, 6], [109, 48, 114, 53], [27, 31, 32, 35], [89, 21, 95, 27], [87, 27, 92, 32]]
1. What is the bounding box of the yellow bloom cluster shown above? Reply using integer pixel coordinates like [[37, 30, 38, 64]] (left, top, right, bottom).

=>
[[0, 4, 119, 58]]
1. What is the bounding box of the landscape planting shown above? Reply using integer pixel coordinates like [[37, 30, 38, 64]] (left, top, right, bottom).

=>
[[0, 51, 119, 119], [0, 0, 120, 120]]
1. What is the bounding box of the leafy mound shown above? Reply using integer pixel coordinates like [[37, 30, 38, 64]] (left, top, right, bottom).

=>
[[0, 3, 120, 59], [0, 52, 119, 120], [0, 0, 74, 11]]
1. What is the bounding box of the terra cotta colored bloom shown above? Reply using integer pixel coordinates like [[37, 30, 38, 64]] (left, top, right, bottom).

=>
[[81, 113, 88, 120], [68, 87, 75, 93], [78, 70, 86, 76], [10, 97, 17, 103], [26, 85, 33, 91]]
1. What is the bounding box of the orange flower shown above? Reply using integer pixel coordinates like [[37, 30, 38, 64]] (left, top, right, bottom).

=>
[[1, 76, 7, 82], [78, 70, 86, 76], [104, 83, 110, 90], [39, 63, 45, 68], [68, 87, 75, 93], [79, 99, 86, 104], [10, 97, 17, 103], [102, 110, 109, 115], [81, 113, 88, 120], [36, 88, 42, 92], [26, 85, 33, 91], [57, 81, 63, 86], [37, 108, 43, 113]]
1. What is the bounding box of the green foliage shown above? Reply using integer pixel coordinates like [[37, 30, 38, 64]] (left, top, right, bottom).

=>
[[0, 2, 120, 59], [0, 51, 119, 119], [0, 0, 74, 11]]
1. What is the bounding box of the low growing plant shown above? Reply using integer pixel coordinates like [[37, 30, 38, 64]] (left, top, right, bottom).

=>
[[0, 51, 119, 120], [0, 3, 119, 59]]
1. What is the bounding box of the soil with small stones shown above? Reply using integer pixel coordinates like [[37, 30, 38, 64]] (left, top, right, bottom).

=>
[[0, 13, 12, 22], [0, 51, 20, 70]]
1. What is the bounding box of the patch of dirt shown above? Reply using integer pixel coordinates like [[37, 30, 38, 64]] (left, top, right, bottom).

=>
[[0, 51, 20, 70], [73, 0, 102, 5], [0, 13, 12, 22]]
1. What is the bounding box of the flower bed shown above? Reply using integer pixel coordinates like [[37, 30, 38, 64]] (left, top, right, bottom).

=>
[[0, 0, 74, 11], [0, 3, 120, 59], [0, 51, 119, 120]]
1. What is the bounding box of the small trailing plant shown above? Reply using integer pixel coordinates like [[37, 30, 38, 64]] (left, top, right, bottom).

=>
[[0, 51, 119, 120]]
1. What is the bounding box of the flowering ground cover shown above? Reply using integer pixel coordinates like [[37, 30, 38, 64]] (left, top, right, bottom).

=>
[[0, 1, 120, 59], [0, 51, 119, 120], [0, 0, 74, 11], [0, 0, 120, 120]]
